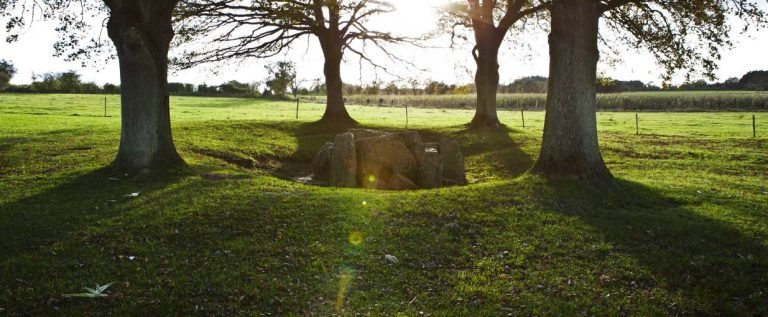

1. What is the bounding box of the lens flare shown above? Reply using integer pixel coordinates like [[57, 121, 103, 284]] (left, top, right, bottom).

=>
[[335, 267, 355, 312], [348, 231, 364, 246], [368, 175, 377, 183]]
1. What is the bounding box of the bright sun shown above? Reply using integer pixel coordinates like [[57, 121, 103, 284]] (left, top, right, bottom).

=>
[[384, 0, 447, 36]]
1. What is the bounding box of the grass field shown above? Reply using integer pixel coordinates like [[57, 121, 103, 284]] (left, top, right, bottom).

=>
[[313, 91, 768, 112], [1, 93, 767, 315]]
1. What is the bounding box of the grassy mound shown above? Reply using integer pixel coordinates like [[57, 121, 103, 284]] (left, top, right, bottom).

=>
[[0, 94, 766, 315]]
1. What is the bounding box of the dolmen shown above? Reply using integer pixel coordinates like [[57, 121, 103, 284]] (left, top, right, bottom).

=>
[[312, 129, 467, 190]]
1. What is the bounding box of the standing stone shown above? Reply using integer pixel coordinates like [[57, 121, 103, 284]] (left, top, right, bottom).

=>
[[355, 134, 418, 189], [440, 138, 467, 186], [397, 131, 425, 165], [417, 148, 443, 189], [313, 130, 467, 190], [331, 133, 358, 188], [312, 142, 334, 181]]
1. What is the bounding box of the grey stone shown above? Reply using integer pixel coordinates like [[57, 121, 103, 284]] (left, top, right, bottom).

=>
[[349, 128, 389, 141], [312, 142, 334, 181], [397, 131, 424, 165], [424, 142, 440, 152], [315, 129, 467, 190], [330, 133, 358, 188], [440, 138, 467, 186], [355, 134, 418, 189], [417, 148, 443, 189]]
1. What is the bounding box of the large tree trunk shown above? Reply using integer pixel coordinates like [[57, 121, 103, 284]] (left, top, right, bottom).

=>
[[319, 50, 355, 126], [106, 0, 184, 172], [530, 0, 613, 183], [317, 29, 355, 127], [470, 36, 502, 129]]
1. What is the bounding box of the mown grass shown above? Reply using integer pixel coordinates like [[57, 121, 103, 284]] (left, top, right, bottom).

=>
[[0, 94, 767, 316], [312, 90, 768, 112]]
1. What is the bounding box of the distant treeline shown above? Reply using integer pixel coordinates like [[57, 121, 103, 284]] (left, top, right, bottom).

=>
[[3, 72, 118, 94], [336, 71, 768, 95], [1, 71, 268, 97], [312, 91, 768, 112], [504, 71, 768, 94], [3, 70, 768, 96]]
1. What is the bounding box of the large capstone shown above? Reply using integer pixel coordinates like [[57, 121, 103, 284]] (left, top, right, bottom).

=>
[[313, 129, 466, 190]]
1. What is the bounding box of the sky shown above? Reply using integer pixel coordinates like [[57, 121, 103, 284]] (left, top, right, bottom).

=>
[[1, 0, 767, 87]]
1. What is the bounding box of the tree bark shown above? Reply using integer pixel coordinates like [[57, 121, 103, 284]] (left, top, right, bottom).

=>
[[470, 29, 503, 129], [319, 47, 355, 126], [530, 0, 613, 183], [106, 0, 184, 172], [316, 13, 356, 127]]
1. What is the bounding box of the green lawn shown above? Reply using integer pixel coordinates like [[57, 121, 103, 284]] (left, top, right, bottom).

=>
[[0, 94, 766, 315]]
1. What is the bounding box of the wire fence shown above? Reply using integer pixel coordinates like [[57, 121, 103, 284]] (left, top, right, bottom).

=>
[[0, 93, 763, 139]]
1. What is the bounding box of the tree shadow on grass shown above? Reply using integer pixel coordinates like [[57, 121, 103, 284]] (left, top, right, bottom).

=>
[[0, 169, 383, 315], [0, 168, 186, 260], [365, 177, 768, 315], [441, 125, 535, 179], [540, 178, 768, 314]]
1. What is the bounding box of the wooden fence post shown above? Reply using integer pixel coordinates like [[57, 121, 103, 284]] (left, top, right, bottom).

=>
[[635, 113, 639, 135], [104, 97, 107, 117], [754, 114, 757, 138], [405, 104, 409, 129], [296, 98, 300, 120], [521, 109, 525, 129]]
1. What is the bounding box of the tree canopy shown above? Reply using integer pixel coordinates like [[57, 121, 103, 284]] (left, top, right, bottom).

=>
[[173, 0, 410, 70], [600, 0, 767, 82], [172, 0, 418, 125], [438, 0, 550, 128], [265, 61, 297, 97], [0, 59, 17, 90]]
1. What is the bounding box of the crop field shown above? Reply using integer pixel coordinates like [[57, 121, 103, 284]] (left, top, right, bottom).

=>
[[308, 90, 768, 112], [0, 93, 767, 315]]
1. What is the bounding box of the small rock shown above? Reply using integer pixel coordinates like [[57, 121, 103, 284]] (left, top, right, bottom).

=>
[[384, 254, 399, 263], [293, 176, 313, 184]]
